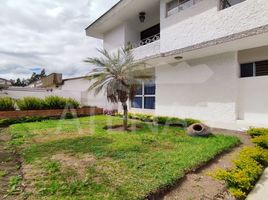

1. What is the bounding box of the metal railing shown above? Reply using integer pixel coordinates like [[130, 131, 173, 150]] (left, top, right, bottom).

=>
[[128, 33, 160, 49], [220, 0, 232, 10]]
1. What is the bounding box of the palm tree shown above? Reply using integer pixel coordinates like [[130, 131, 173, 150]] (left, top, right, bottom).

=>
[[85, 48, 151, 130]]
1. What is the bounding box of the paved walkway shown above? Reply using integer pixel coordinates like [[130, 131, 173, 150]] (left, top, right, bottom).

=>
[[246, 168, 268, 200]]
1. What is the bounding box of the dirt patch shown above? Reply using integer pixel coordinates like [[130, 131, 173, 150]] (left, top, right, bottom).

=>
[[104, 124, 142, 132], [0, 129, 22, 200], [157, 129, 252, 200], [52, 153, 96, 177], [30, 131, 90, 144]]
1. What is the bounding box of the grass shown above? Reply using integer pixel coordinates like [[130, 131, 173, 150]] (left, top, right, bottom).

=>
[[0, 170, 7, 179], [8, 115, 240, 200]]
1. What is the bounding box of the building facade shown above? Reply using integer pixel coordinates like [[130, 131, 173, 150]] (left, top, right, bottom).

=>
[[86, 0, 268, 129]]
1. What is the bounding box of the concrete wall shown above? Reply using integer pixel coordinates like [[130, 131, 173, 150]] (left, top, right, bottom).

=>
[[160, 0, 268, 52], [155, 52, 239, 122], [0, 78, 117, 110], [238, 76, 268, 123], [104, 24, 126, 52], [59, 78, 117, 110], [237, 46, 268, 123]]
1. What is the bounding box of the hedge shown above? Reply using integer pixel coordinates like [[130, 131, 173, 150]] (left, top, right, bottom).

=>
[[0, 97, 15, 111], [115, 113, 201, 127], [16, 96, 80, 110], [211, 127, 268, 199]]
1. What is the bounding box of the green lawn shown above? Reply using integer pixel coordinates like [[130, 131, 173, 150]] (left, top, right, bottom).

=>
[[8, 116, 239, 200]]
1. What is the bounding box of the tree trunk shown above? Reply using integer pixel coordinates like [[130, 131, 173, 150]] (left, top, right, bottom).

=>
[[122, 102, 128, 130]]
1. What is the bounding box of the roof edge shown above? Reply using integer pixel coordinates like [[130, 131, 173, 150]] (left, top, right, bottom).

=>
[[85, 0, 123, 31]]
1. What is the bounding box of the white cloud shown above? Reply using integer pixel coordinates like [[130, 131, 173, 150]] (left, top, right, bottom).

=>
[[0, 0, 120, 80]]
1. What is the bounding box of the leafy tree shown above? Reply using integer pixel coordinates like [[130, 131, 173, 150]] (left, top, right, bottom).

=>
[[85, 49, 151, 130], [11, 68, 46, 86]]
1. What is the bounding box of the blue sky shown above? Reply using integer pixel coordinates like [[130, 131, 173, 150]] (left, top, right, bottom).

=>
[[0, 0, 119, 80]]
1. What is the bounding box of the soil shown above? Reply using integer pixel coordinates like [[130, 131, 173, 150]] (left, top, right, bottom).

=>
[[153, 128, 252, 200], [0, 128, 22, 200]]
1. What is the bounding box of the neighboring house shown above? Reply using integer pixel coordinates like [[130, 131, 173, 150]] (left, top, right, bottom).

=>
[[86, 0, 268, 129], [28, 73, 63, 89], [0, 78, 12, 89], [1, 75, 115, 110]]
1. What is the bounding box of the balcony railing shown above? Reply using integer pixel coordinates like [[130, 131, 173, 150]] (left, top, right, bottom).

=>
[[166, 0, 202, 17], [128, 33, 160, 49], [220, 0, 246, 10]]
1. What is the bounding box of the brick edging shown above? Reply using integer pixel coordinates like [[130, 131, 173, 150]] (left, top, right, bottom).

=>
[[0, 107, 104, 119]]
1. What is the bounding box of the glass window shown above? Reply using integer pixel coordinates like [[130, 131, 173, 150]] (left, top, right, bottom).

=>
[[144, 97, 155, 109], [136, 84, 143, 95], [240, 60, 268, 78], [241, 63, 254, 78], [144, 82, 155, 95], [131, 81, 156, 110], [131, 97, 142, 109]]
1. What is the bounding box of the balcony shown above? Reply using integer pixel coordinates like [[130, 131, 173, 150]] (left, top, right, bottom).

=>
[[219, 0, 246, 10], [129, 33, 160, 49], [166, 0, 203, 17], [131, 34, 161, 61]]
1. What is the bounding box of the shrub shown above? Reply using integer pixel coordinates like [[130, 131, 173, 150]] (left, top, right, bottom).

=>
[[211, 146, 268, 199], [0, 116, 49, 126], [247, 128, 268, 137], [116, 113, 200, 127], [44, 96, 67, 109], [0, 97, 15, 111], [17, 97, 45, 110], [65, 98, 80, 109], [185, 118, 201, 126], [44, 96, 79, 110], [252, 135, 268, 149]]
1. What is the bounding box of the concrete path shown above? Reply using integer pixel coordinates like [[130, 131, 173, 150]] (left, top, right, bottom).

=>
[[247, 168, 268, 200]]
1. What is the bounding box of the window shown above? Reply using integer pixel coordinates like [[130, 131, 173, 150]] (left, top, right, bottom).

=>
[[220, 0, 246, 10], [131, 81, 156, 109], [166, 0, 201, 17], [240, 60, 268, 78]]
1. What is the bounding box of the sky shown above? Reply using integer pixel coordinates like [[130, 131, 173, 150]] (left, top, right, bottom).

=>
[[0, 0, 120, 80]]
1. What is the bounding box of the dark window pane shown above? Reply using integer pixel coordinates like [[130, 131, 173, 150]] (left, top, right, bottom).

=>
[[144, 82, 155, 95], [144, 97, 155, 109], [167, 0, 178, 11], [131, 97, 142, 108], [256, 60, 268, 77], [241, 63, 254, 78], [136, 85, 142, 95]]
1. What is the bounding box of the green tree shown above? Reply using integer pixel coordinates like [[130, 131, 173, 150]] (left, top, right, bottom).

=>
[[85, 49, 151, 130]]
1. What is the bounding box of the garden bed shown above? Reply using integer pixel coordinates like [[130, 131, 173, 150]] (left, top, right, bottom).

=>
[[0, 107, 103, 120], [4, 116, 240, 200]]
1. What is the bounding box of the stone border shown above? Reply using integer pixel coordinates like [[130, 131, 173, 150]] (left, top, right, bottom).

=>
[[0, 107, 104, 119]]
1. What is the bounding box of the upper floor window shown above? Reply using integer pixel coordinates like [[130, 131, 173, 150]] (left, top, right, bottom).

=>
[[166, 0, 201, 17], [131, 81, 156, 110], [240, 60, 268, 78], [219, 0, 246, 10]]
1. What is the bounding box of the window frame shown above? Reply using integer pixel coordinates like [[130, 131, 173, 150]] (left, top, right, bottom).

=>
[[166, 0, 200, 17], [240, 60, 268, 78], [131, 81, 156, 110]]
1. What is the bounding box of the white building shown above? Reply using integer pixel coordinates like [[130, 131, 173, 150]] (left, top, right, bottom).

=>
[[86, 0, 268, 129], [0, 76, 116, 110]]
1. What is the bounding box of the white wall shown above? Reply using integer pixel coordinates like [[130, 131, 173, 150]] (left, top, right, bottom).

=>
[[160, 0, 268, 53], [155, 52, 239, 122], [238, 76, 268, 123], [104, 24, 126, 52], [0, 78, 117, 110], [59, 78, 117, 110], [237, 46, 268, 123]]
